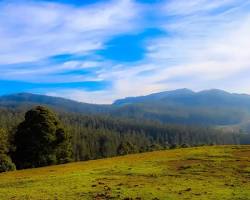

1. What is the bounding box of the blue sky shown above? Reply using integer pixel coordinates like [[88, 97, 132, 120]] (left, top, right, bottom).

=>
[[0, 0, 250, 103]]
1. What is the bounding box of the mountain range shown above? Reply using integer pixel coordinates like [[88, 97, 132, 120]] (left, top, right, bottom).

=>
[[1, 89, 250, 131]]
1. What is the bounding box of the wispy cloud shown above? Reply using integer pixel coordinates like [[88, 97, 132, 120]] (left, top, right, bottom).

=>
[[163, 0, 242, 15], [0, 0, 141, 64], [145, 0, 250, 82]]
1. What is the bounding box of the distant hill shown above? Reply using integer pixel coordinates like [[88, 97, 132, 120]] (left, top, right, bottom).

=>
[[0, 92, 110, 114], [1, 89, 250, 128], [114, 88, 250, 108], [113, 89, 250, 127]]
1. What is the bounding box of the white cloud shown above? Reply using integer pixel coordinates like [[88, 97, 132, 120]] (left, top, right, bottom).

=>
[[138, 0, 250, 90], [48, 5, 250, 104], [0, 0, 141, 64], [1, 0, 250, 103], [163, 0, 245, 16], [88, 0, 250, 103], [47, 89, 116, 105]]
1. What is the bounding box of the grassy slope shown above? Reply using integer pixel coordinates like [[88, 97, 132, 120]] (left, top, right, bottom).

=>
[[0, 146, 250, 200]]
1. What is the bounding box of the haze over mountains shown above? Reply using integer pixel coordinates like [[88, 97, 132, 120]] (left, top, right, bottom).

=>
[[1, 89, 250, 130]]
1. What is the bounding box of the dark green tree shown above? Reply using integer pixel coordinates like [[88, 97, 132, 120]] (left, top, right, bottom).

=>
[[0, 129, 16, 172], [14, 106, 72, 169]]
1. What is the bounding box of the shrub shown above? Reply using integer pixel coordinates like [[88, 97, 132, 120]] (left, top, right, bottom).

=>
[[170, 144, 178, 149], [0, 154, 16, 173], [117, 141, 137, 155], [0, 129, 15, 173], [181, 144, 190, 148]]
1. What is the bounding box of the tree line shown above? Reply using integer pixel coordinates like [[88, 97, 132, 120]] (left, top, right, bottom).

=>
[[0, 105, 247, 172]]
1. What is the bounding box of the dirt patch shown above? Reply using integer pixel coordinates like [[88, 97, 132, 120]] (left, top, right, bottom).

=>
[[168, 159, 202, 170], [233, 149, 250, 158]]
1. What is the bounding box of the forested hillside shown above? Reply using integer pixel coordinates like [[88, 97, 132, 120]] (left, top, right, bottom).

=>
[[0, 106, 245, 165], [1, 90, 250, 172], [113, 89, 250, 126], [1, 89, 250, 128]]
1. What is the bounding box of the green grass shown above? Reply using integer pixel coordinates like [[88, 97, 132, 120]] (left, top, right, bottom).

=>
[[1, 146, 250, 200]]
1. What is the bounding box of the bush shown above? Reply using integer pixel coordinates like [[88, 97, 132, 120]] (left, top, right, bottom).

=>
[[181, 144, 190, 148], [117, 141, 137, 155], [0, 129, 15, 173], [170, 144, 178, 149], [148, 144, 163, 151], [0, 154, 16, 173]]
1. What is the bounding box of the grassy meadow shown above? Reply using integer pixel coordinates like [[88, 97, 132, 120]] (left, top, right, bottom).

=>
[[0, 146, 250, 200]]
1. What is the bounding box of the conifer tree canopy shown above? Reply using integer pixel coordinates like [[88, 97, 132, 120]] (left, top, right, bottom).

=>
[[14, 106, 72, 169]]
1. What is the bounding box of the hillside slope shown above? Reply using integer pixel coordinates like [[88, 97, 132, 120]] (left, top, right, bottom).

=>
[[0, 92, 109, 114], [1, 89, 250, 127], [0, 146, 250, 200]]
